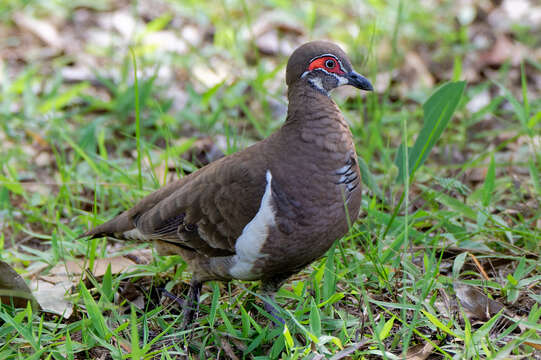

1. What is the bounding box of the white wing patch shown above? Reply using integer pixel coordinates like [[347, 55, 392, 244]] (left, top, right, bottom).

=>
[[229, 170, 276, 280]]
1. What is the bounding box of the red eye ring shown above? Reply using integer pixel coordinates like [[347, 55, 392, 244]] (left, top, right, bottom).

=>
[[308, 56, 344, 75]]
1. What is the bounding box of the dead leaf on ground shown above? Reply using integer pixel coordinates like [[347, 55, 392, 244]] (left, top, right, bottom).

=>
[[454, 282, 504, 321], [329, 340, 371, 360], [220, 336, 240, 360], [182, 136, 226, 167], [41, 255, 139, 284], [31, 279, 73, 318], [405, 341, 436, 360], [479, 34, 523, 67], [31, 251, 151, 317], [13, 12, 64, 51]]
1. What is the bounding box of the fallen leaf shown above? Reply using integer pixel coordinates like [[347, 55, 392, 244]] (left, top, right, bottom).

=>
[[111, 11, 137, 40], [454, 282, 504, 321], [13, 12, 63, 50], [143, 31, 188, 54], [181, 25, 203, 46], [192, 63, 228, 88], [405, 341, 436, 360], [220, 337, 239, 360], [31, 279, 73, 318], [41, 256, 137, 284], [404, 51, 435, 88], [479, 35, 516, 67], [256, 30, 280, 55], [329, 340, 370, 360]]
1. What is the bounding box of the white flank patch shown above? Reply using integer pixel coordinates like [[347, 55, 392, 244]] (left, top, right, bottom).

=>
[[229, 170, 276, 280]]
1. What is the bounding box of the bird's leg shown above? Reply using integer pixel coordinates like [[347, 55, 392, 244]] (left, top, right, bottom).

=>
[[262, 293, 285, 325], [261, 275, 290, 326], [181, 279, 202, 329]]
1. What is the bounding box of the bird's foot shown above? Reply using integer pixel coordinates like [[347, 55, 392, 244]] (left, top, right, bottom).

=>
[[263, 297, 285, 326], [180, 280, 202, 330]]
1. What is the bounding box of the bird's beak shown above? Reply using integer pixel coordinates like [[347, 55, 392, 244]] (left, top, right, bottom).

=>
[[345, 71, 373, 91]]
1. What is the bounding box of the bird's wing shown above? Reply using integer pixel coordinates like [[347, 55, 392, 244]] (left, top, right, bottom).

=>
[[83, 149, 267, 255]]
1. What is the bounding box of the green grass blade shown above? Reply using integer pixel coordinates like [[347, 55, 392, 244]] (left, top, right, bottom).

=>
[[421, 310, 461, 340], [38, 82, 89, 113], [529, 157, 541, 198], [309, 298, 321, 338], [80, 283, 109, 340], [482, 154, 496, 207], [396, 81, 466, 182]]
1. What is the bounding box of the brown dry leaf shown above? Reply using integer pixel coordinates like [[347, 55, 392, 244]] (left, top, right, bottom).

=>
[[329, 340, 370, 360], [220, 337, 239, 360], [192, 63, 228, 88], [465, 167, 488, 183], [33, 254, 145, 317], [404, 52, 435, 88], [454, 283, 504, 321], [251, 10, 304, 38], [182, 136, 226, 167], [249, 10, 304, 56], [181, 25, 203, 47], [30, 279, 72, 318], [466, 90, 491, 114], [0, 260, 39, 310], [111, 11, 137, 40], [13, 12, 64, 51], [61, 66, 96, 83], [41, 256, 137, 284], [256, 30, 280, 55], [479, 35, 516, 67], [143, 31, 188, 54], [405, 342, 435, 360], [374, 71, 392, 93]]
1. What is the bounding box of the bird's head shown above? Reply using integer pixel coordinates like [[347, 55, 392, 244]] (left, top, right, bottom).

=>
[[286, 41, 373, 95]]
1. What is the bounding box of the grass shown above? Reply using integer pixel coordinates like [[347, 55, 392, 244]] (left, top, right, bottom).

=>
[[1, 0, 541, 358]]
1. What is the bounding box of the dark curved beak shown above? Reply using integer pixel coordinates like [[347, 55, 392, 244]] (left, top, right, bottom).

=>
[[346, 71, 373, 91]]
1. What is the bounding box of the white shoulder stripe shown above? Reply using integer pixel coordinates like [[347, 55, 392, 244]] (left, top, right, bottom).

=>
[[229, 170, 275, 280]]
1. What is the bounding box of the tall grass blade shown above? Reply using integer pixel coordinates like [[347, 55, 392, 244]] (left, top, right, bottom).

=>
[[395, 81, 466, 182]]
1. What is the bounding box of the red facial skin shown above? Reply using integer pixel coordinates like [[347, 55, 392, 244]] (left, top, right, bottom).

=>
[[308, 56, 345, 75]]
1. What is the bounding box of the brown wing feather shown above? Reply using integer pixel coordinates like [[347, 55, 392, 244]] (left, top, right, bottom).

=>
[[80, 176, 191, 240], [136, 152, 267, 253], [82, 143, 269, 256]]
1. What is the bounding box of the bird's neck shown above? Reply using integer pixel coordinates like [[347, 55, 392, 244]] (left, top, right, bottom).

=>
[[284, 80, 345, 128], [279, 80, 355, 159]]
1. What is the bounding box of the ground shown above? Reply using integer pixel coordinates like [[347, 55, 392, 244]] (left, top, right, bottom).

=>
[[0, 0, 540, 358]]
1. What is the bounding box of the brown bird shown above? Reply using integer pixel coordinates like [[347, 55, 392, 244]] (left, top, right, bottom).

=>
[[82, 41, 373, 324]]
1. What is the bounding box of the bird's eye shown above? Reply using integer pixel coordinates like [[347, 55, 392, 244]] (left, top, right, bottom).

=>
[[325, 59, 335, 68]]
